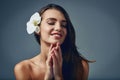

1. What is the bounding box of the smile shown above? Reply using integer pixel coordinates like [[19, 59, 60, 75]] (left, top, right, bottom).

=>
[[51, 33, 63, 39]]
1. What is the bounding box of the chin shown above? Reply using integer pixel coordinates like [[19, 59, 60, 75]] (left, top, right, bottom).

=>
[[50, 40, 64, 45]]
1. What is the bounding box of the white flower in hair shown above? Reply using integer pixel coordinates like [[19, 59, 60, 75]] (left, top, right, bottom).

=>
[[26, 12, 41, 34]]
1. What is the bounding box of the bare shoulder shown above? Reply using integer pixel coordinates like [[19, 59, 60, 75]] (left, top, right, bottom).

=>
[[82, 60, 89, 70], [14, 60, 31, 71], [81, 60, 89, 80], [14, 60, 31, 80]]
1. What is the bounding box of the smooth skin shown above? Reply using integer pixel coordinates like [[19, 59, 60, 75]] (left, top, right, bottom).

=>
[[14, 9, 89, 80]]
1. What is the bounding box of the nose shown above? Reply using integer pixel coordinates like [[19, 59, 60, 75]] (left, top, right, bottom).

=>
[[54, 22, 62, 31]]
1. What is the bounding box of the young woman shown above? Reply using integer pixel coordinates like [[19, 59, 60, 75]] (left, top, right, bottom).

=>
[[14, 4, 90, 80]]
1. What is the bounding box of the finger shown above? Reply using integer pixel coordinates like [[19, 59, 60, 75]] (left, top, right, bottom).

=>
[[46, 54, 53, 67], [52, 53, 63, 76], [49, 44, 54, 52], [52, 53, 57, 68], [53, 48, 60, 62], [47, 48, 56, 67], [45, 55, 54, 80], [55, 43, 60, 56], [57, 45, 62, 62], [54, 43, 62, 63], [48, 47, 55, 57], [55, 42, 59, 50]]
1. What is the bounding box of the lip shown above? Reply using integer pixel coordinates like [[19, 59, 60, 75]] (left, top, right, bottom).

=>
[[51, 32, 63, 38]]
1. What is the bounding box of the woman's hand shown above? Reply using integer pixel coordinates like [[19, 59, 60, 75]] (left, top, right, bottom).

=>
[[52, 43, 63, 80], [44, 43, 63, 80]]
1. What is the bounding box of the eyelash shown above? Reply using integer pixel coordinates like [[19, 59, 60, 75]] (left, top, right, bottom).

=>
[[61, 24, 66, 28], [48, 22, 66, 28], [48, 22, 55, 25]]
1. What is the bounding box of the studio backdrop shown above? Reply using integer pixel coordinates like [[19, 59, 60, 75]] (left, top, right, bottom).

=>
[[0, 0, 120, 80]]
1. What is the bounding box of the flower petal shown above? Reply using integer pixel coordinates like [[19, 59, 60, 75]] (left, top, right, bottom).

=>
[[35, 26, 40, 33], [30, 12, 41, 24], [26, 22, 36, 34]]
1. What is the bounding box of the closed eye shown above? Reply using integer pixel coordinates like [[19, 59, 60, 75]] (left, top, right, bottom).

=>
[[61, 24, 66, 28], [47, 18, 56, 25], [48, 22, 55, 25], [61, 22, 67, 28]]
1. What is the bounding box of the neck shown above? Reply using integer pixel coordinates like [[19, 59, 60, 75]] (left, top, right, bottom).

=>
[[40, 41, 51, 61]]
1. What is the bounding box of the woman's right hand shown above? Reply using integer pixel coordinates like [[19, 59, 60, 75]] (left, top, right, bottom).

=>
[[44, 44, 54, 80], [44, 43, 63, 80]]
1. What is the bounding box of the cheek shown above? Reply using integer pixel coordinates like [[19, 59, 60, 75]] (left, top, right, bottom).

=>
[[64, 29, 67, 37], [40, 28, 49, 36], [40, 25, 52, 37], [40, 22, 48, 33]]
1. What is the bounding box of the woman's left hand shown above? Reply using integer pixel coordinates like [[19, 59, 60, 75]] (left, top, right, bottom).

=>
[[45, 43, 63, 80], [52, 43, 63, 80]]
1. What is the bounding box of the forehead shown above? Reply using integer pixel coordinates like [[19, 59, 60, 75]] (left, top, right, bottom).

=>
[[42, 9, 66, 20]]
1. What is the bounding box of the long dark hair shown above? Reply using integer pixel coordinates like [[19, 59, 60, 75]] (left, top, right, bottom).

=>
[[34, 4, 88, 80]]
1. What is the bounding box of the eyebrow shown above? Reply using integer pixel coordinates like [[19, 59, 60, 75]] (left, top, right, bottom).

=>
[[47, 18, 56, 21], [46, 18, 67, 22]]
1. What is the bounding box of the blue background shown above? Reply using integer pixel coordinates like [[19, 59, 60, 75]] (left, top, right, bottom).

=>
[[0, 0, 120, 80]]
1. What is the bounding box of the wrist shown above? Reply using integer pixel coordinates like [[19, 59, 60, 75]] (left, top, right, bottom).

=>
[[44, 72, 53, 80], [54, 75, 63, 80]]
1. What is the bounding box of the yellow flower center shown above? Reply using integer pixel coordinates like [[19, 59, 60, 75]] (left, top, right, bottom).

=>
[[33, 21, 38, 26]]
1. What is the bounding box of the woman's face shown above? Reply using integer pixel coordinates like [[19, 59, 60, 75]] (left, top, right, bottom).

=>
[[40, 9, 67, 45]]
